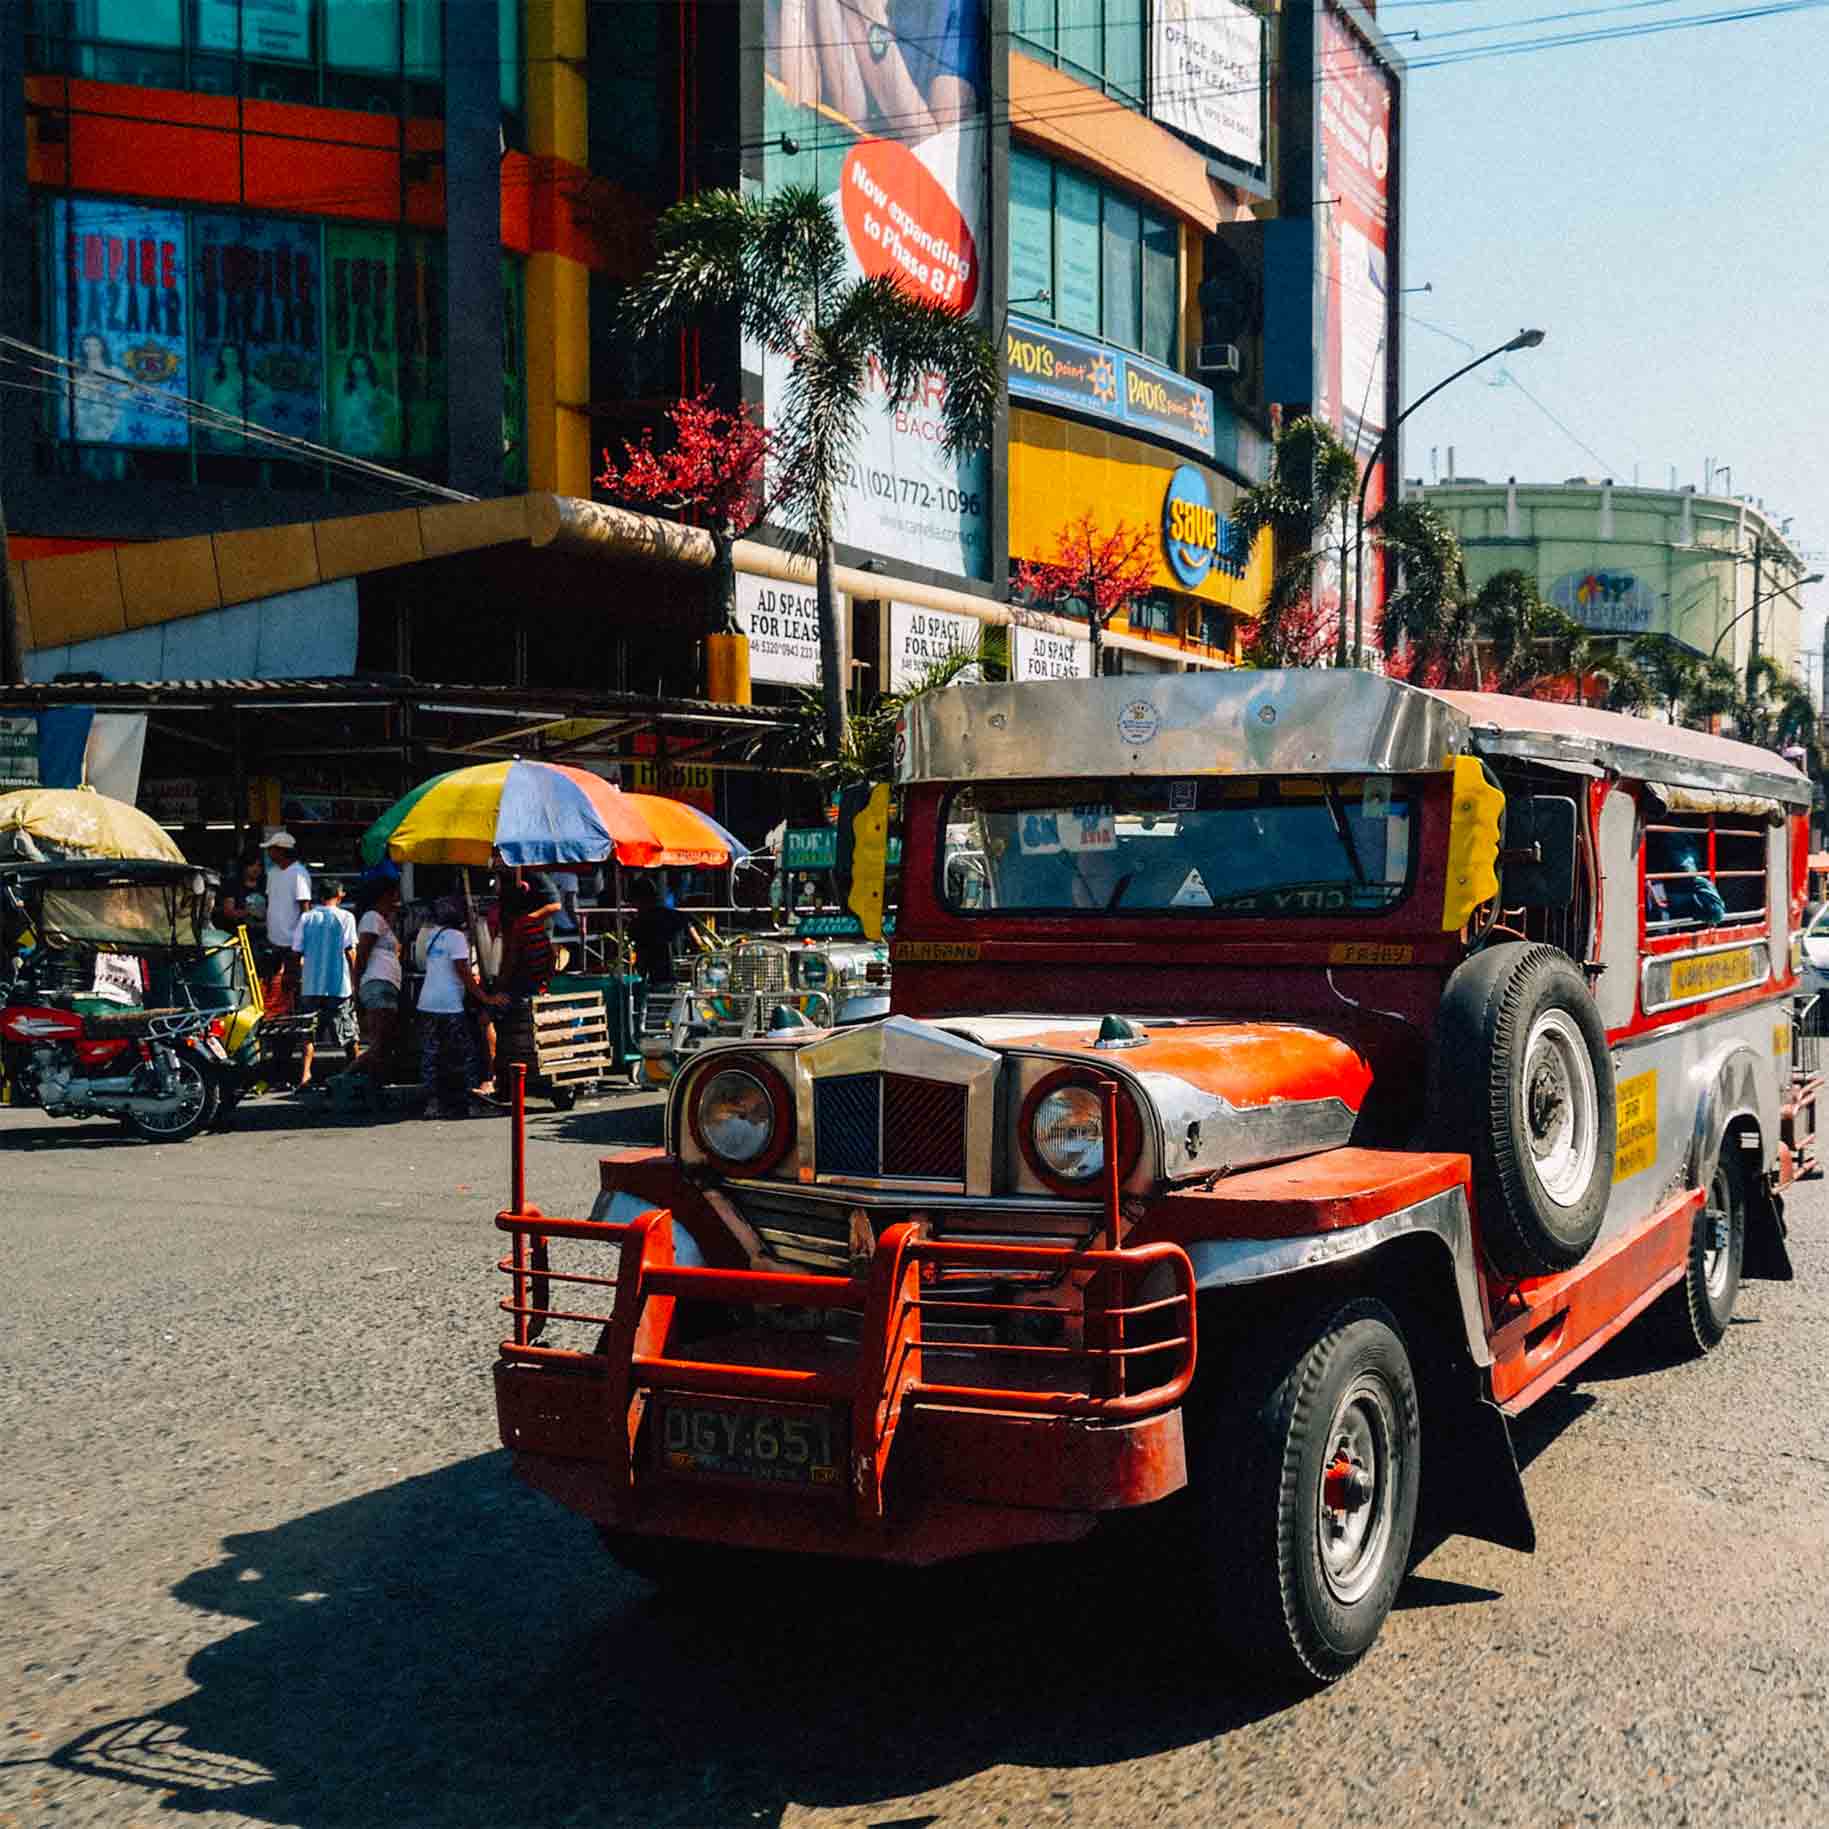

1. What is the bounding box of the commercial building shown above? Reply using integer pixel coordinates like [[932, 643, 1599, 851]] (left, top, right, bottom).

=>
[[0, 1, 1406, 844], [1421, 479, 1816, 684]]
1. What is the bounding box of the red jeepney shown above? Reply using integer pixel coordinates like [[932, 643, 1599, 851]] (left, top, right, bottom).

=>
[[492, 672, 1819, 1683]]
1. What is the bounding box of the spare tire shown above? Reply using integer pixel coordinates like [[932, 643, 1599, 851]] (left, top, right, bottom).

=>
[[1431, 942, 1615, 1277]]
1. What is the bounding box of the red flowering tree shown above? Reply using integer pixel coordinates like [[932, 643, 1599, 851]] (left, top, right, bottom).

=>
[[1012, 513, 1158, 675], [596, 390, 781, 633], [1242, 591, 1337, 670]]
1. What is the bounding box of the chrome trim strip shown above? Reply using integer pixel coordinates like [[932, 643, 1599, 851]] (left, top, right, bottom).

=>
[[1639, 936, 1772, 1015], [1185, 1186, 1489, 1367]]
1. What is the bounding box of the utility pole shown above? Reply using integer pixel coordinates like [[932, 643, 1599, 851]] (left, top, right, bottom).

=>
[[1747, 540, 1764, 698]]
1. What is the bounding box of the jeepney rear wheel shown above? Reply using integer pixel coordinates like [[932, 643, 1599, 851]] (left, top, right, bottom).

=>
[[1432, 942, 1615, 1278], [1653, 1145, 1747, 1355], [1201, 1299, 1421, 1687]]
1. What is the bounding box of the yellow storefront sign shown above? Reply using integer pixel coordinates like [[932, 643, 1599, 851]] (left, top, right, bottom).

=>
[[1666, 946, 1760, 1002], [1614, 1069, 1658, 1183], [1007, 407, 1272, 614]]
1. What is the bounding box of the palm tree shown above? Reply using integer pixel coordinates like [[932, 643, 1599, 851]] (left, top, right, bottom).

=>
[[1373, 499, 1474, 684], [1233, 415, 1359, 663], [1473, 568, 1585, 695], [775, 628, 1007, 791], [623, 185, 1000, 757], [1686, 655, 1743, 731], [1628, 632, 1701, 722]]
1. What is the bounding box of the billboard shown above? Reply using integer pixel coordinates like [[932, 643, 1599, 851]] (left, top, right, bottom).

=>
[[193, 214, 322, 450], [889, 601, 979, 689], [1012, 625, 1092, 680], [1004, 315, 1216, 460], [1316, 6, 1397, 636], [759, 0, 990, 579], [51, 199, 189, 447], [734, 573, 822, 686], [325, 224, 403, 456], [1150, 0, 1266, 173]]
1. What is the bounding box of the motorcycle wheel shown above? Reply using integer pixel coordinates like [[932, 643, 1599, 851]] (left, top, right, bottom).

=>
[[124, 1055, 219, 1144]]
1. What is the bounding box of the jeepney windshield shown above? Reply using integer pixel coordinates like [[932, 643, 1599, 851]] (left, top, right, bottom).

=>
[[941, 777, 1415, 916]]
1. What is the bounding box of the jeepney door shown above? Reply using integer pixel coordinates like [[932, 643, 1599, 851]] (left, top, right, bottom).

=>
[[1594, 784, 1638, 1030]]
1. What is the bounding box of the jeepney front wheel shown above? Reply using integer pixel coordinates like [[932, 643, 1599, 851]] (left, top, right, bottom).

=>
[[1202, 1300, 1421, 1687]]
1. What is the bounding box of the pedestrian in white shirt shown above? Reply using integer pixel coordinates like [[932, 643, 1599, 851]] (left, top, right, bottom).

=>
[[416, 894, 503, 1118], [264, 832, 312, 957]]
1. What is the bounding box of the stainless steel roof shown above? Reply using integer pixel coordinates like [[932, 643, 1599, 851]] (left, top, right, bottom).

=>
[[900, 671, 1813, 806]]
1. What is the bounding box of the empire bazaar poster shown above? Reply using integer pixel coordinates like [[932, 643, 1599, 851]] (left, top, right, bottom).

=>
[[193, 214, 323, 450], [325, 225, 447, 460], [759, 0, 991, 580], [53, 198, 189, 447]]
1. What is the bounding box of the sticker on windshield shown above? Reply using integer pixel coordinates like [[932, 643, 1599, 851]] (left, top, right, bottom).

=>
[[1018, 812, 1064, 855], [1169, 780, 1198, 812], [1170, 867, 1214, 907], [1117, 700, 1160, 746], [1063, 805, 1116, 852], [1362, 778, 1392, 819]]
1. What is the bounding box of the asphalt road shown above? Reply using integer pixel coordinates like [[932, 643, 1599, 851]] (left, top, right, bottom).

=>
[[3, 1093, 1828, 1829]]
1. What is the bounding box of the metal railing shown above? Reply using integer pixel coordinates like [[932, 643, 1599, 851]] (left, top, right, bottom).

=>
[[492, 1069, 1196, 1519]]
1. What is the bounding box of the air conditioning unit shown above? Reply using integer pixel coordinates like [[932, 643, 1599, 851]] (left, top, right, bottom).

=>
[[1198, 343, 1242, 377]]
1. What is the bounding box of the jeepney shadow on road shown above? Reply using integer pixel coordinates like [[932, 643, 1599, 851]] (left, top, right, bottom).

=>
[[50, 1453, 1326, 1829]]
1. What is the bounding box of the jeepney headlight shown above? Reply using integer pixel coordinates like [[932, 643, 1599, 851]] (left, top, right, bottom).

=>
[[1019, 1067, 1147, 1194], [698, 1069, 774, 1161], [688, 1056, 792, 1174], [1032, 1084, 1106, 1182]]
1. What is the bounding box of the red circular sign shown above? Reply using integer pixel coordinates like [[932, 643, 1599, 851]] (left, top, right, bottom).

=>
[[839, 139, 979, 315]]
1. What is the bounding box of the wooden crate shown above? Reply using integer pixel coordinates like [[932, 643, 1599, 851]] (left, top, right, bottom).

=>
[[498, 990, 612, 1087]]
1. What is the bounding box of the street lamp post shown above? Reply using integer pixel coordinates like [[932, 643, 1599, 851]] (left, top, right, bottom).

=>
[[1350, 329, 1545, 668], [1708, 564, 1823, 665]]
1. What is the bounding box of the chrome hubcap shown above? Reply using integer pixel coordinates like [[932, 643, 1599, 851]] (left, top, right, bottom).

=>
[[1523, 1010, 1598, 1207], [1317, 1374, 1398, 1606]]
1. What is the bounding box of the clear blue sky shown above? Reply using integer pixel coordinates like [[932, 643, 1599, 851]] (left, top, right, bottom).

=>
[[1395, 2, 1829, 683]]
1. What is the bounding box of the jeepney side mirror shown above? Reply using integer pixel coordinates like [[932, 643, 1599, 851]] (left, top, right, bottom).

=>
[[1503, 795, 1579, 908]]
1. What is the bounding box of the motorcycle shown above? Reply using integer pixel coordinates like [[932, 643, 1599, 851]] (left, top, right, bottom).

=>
[[1, 859, 247, 1143]]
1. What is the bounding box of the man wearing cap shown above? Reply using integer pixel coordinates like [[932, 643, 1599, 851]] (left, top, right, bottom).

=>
[[263, 831, 312, 1084], [264, 832, 312, 961]]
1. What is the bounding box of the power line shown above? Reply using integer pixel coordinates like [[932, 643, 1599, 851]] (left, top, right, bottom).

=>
[[0, 334, 476, 503]]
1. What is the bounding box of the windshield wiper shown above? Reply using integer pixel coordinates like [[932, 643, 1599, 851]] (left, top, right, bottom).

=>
[[1323, 784, 1367, 886]]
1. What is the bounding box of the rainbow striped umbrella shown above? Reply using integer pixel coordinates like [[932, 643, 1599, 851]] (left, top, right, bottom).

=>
[[359, 760, 745, 870]]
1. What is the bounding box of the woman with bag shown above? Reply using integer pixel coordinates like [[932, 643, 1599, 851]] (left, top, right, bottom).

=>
[[416, 895, 504, 1119]]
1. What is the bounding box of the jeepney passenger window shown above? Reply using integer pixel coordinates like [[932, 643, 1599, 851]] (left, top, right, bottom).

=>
[[1643, 812, 1765, 935]]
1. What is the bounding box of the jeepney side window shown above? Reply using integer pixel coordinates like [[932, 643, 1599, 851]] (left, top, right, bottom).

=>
[[1642, 810, 1766, 938]]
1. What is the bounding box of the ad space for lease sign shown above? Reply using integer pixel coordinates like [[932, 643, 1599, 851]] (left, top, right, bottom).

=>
[[1149, 0, 1265, 171], [890, 602, 980, 691], [734, 573, 821, 686], [1012, 625, 1093, 680], [759, 0, 991, 580]]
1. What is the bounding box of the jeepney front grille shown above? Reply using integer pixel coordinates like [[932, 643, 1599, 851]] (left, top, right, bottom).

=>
[[812, 1072, 968, 1182]]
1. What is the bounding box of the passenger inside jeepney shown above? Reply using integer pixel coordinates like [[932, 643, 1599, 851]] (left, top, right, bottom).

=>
[[1643, 834, 1728, 930]]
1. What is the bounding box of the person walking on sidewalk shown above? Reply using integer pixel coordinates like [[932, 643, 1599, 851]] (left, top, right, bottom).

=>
[[341, 879, 404, 1098], [294, 880, 357, 1093], [418, 895, 504, 1118]]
